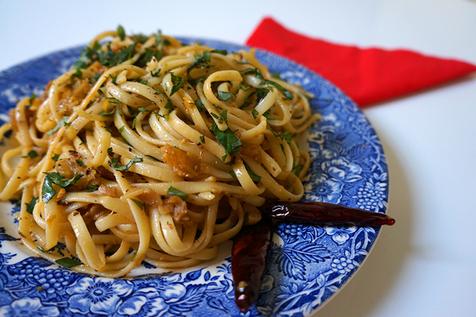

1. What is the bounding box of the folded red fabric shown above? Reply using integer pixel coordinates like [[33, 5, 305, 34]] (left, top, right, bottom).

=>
[[246, 17, 476, 106]]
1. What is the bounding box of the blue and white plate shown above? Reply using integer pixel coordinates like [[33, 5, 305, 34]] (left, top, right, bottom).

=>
[[0, 38, 388, 317]]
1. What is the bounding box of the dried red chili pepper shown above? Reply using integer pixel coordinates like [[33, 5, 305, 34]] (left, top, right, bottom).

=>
[[265, 201, 395, 227], [231, 201, 395, 312], [231, 218, 272, 312]]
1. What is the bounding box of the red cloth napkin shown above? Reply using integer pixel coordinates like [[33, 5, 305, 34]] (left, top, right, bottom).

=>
[[246, 17, 476, 106]]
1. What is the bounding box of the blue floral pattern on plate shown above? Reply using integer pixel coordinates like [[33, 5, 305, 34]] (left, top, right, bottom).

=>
[[0, 37, 388, 316]]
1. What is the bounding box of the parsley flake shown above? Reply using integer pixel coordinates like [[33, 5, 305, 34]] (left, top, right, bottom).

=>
[[110, 156, 142, 171], [135, 48, 162, 68], [26, 197, 38, 214], [211, 49, 228, 55], [188, 51, 211, 71], [210, 123, 241, 157], [27, 150, 38, 158], [116, 25, 126, 40], [195, 99, 206, 112], [256, 87, 269, 103], [170, 73, 184, 95], [55, 257, 82, 268], [243, 68, 264, 80], [265, 80, 293, 100], [47, 117, 69, 135], [245, 163, 261, 182], [292, 163, 303, 176], [281, 131, 293, 144], [165, 99, 174, 114], [42, 173, 83, 203], [85, 184, 99, 192], [217, 90, 233, 102], [98, 44, 136, 67], [219, 109, 228, 123], [167, 186, 187, 199]]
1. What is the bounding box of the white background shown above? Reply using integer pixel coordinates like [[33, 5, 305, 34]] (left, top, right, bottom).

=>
[[1, 0, 476, 316]]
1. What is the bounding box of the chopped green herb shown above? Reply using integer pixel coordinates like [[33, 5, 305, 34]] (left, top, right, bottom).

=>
[[165, 99, 174, 113], [51, 154, 60, 161], [156, 30, 171, 46], [243, 68, 264, 80], [118, 126, 125, 133], [271, 72, 282, 80], [89, 72, 102, 84], [85, 184, 99, 192], [107, 147, 114, 156], [230, 170, 238, 180], [116, 25, 126, 40], [210, 123, 241, 157], [244, 163, 261, 182], [98, 44, 136, 67], [251, 109, 259, 119], [55, 257, 82, 268], [210, 112, 220, 120], [73, 68, 82, 78], [256, 87, 269, 103], [199, 135, 205, 144], [219, 109, 228, 123], [132, 199, 145, 209], [108, 74, 117, 84], [138, 106, 149, 113], [170, 73, 184, 95], [211, 49, 228, 55], [263, 110, 271, 119], [42, 173, 83, 203], [265, 80, 293, 100], [73, 41, 101, 70], [292, 163, 303, 176], [47, 117, 69, 135], [195, 99, 206, 112], [26, 197, 38, 214], [135, 48, 162, 68], [217, 90, 233, 102], [188, 51, 211, 71], [131, 116, 139, 129], [106, 97, 120, 104], [41, 179, 56, 204], [30, 93, 37, 102], [27, 150, 38, 159], [75, 159, 84, 167], [167, 186, 187, 199], [131, 33, 149, 44], [281, 131, 292, 144], [110, 156, 142, 171]]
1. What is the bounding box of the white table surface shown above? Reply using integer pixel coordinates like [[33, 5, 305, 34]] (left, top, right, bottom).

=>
[[1, 0, 476, 316]]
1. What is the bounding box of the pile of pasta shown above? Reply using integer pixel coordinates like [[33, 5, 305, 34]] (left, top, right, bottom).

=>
[[0, 26, 318, 276]]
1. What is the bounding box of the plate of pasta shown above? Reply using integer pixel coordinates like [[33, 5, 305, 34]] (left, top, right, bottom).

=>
[[0, 27, 388, 316]]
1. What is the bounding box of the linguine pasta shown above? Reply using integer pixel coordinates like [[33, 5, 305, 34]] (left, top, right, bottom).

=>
[[0, 26, 318, 277]]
